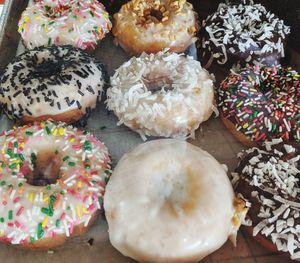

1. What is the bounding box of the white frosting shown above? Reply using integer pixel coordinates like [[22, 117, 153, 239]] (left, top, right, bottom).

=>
[[18, 0, 111, 50], [113, 0, 197, 55], [104, 139, 242, 262], [0, 45, 106, 119], [0, 121, 111, 245], [106, 51, 215, 139]]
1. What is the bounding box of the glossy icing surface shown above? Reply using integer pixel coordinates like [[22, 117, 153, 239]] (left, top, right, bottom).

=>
[[104, 139, 243, 262]]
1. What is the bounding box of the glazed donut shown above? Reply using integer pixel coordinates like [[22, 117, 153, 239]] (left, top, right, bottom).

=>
[[198, 0, 290, 69], [217, 65, 300, 147], [232, 140, 300, 260], [104, 139, 248, 263], [112, 0, 198, 55], [18, 0, 112, 50], [0, 120, 111, 248], [106, 51, 215, 139], [0, 45, 107, 124]]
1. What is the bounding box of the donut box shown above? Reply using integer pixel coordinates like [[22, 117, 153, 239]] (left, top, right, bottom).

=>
[[0, 0, 298, 262]]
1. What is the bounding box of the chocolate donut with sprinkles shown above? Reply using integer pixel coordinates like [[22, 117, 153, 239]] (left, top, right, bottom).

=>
[[198, 0, 290, 69], [0, 45, 108, 124], [0, 120, 111, 249], [232, 140, 300, 260], [18, 0, 112, 50], [218, 65, 300, 147]]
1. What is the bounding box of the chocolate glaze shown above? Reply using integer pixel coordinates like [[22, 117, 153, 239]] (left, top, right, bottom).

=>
[[218, 65, 300, 143], [198, 0, 290, 70], [234, 142, 300, 258]]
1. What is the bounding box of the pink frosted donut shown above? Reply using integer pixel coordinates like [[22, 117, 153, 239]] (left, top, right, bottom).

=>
[[18, 0, 112, 50]]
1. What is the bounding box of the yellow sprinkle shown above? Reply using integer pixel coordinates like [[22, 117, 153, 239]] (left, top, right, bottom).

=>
[[58, 127, 65, 136], [0, 230, 4, 237], [23, 16, 29, 22], [236, 101, 243, 107], [76, 205, 82, 219], [53, 128, 58, 136], [28, 192, 34, 202], [43, 196, 49, 203], [42, 217, 48, 228], [77, 181, 82, 188], [16, 164, 20, 171], [69, 138, 75, 143], [243, 123, 249, 129], [36, 16, 41, 21], [82, 207, 89, 214]]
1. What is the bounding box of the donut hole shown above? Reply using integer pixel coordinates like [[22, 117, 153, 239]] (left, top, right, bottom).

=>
[[147, 9, 163, 22], [28, 59, 63, 79], [143, 67, 174, 93], [25, 150, 62, 186], [143, 75, 174, 93]]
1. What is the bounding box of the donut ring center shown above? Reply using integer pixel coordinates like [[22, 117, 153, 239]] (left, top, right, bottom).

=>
[[24, 150, 62, 186]]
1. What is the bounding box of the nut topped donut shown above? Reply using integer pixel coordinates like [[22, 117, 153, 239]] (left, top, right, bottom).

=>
[[104, 139, 248, 262], [199, 0, 290, 69], [0, 45, 108, 124], [232, 140, 300, 259], [0, 120, 111, 248], [218, 65, 300, 146], [18, 0, 112, 50], [106, 51, 215, 139], [112, 0, 198, 55]]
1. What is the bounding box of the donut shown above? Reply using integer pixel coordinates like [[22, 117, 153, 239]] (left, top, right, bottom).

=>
[[106, 51, 215, 139], [198, 0, 290, 70], [232, 140, 300, 260], [0, 45, 108, 124], [104, 139, 248, 262], [112, 0, 198, 55], [18, 0, 112, 50], [217, 65, 300, 147], [0, 120, 111, 248]]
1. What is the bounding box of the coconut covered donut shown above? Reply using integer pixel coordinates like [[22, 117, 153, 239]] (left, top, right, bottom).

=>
[[18, 0, 112, 50], [0, 120, 111, 248], [199, 0, 290, 69], [104, 139, 248, 262], [218, 65, 300, 147], [112, 0, 198, 55], [0, 45, 107, 124], [106, 51, 215, 139], [232, 140, 300, 260]]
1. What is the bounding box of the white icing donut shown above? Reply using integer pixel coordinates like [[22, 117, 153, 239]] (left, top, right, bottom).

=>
[[113, 0, 198, 55], [0, 121, 111, 248], [0, 45, 107, 123], [104, 139, 247, 262], [106, 51, 215, 139], [18, 0, 112, 50]]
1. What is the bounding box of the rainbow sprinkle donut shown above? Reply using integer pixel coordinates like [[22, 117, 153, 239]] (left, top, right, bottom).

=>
[[18, 0, 112, 50], [218, 65, 300, 146], [0, 121, 111, 248]]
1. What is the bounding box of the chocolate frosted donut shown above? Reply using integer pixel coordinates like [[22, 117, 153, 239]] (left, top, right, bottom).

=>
[[233, 140, 300, 260], [218, 65, 300, 146], [0, 45, 108, 124], [198, 0, 290, 70]]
